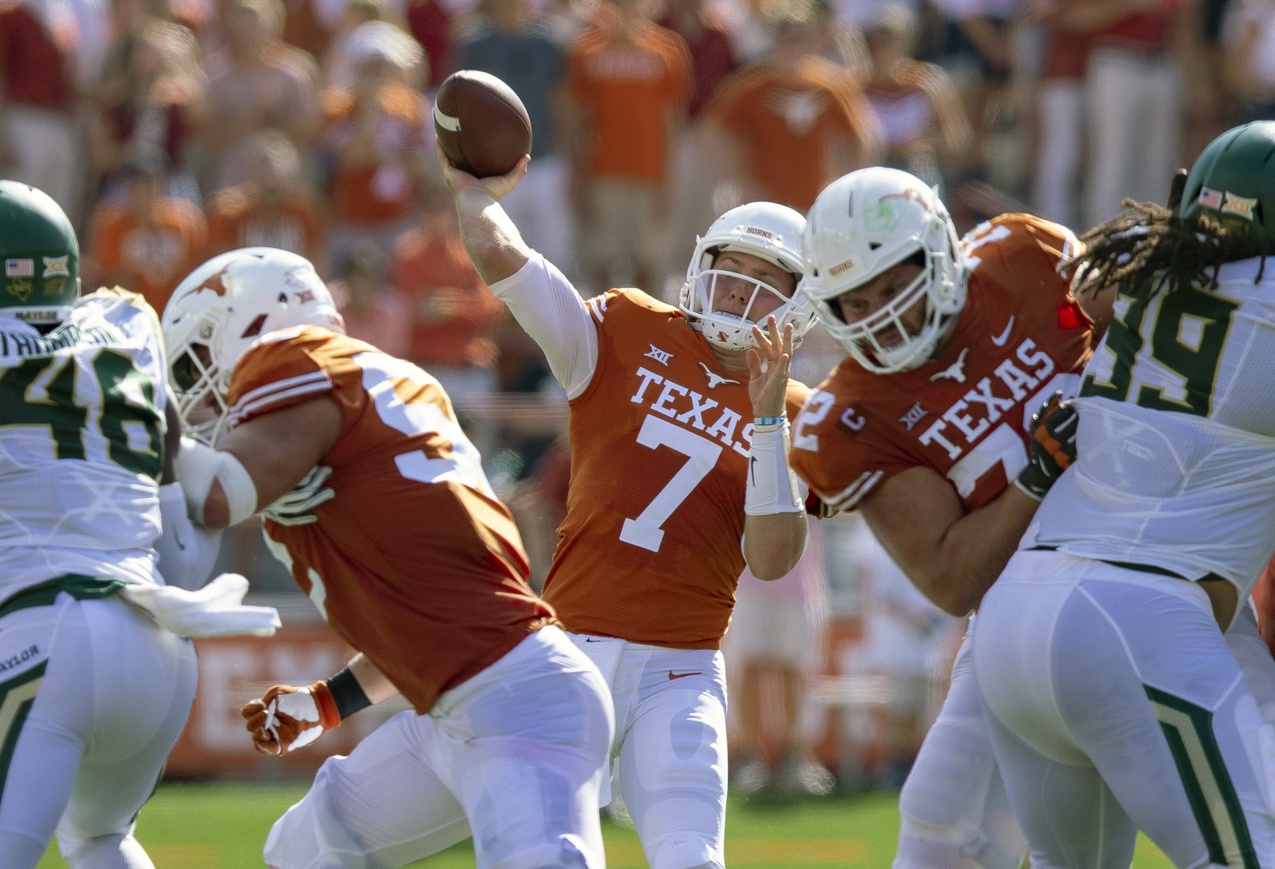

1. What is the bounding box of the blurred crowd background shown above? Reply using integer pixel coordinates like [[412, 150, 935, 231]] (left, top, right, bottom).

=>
[[6, 0, 1271, 794]]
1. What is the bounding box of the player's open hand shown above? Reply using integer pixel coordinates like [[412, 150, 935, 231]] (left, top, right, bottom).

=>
[[747, 315, 794, 419], [242, 682, 340, 756]]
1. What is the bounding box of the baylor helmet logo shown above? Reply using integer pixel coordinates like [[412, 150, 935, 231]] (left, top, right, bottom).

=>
[[8, 278, 33, 301]]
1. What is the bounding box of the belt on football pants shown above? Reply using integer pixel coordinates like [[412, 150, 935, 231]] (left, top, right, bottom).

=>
[[0, 575, 127, 619], [1026, 546, 1225, 584]]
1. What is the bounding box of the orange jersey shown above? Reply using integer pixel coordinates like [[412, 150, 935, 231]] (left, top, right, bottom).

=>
[[88, 198, 209, 313], [566, 22, 692, 182], [205, 185, 328, 262], [226, 326, 553, 712], [704, 58, 880, 212], [791, 214, 1095, 513], [541, 289, 811, 649]]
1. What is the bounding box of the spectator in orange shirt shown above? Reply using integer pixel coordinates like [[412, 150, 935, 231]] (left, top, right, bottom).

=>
[[205, 129, 329, 273], [322, 20, 432, 272], [564, 0, 693, 297], [390, 183, 505, 411], [702, 2, 884, 214], [86, 153, 208, 313]]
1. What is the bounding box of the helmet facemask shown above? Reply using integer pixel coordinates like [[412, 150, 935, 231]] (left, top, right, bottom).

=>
[[810, 243, 962, 374], [167, 307, 235, 446], [680, 258, 811, 352], [679, 202, 815, 353], [161, 247, 344, 445], [801, 167, 966, 374]]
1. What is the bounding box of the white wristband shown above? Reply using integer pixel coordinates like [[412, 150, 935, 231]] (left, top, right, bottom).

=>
[[174, 436, 259, 527], [745, 422, 803, 515]]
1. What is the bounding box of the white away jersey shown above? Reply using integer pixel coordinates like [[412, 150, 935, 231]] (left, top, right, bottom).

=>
[[0, 289, 168, 597], [1032, 257, 1275, 598]]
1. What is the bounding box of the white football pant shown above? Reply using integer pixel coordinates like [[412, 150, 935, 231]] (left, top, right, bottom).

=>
[[0, 593, 197, 869], [892, 629, 1027, 869], [264, 625, 614, 869], [571, 633, 728, 869], [974, 550, 1275, 868]]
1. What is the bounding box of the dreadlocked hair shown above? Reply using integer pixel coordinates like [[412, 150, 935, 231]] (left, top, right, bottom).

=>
[[1071, 199, 1270, 302]]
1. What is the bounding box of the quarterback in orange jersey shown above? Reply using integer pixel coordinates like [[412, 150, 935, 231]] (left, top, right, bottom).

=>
[[160, 248, 614, 869], [443, 145, 815, 869], [792, 167, 1115, 869]]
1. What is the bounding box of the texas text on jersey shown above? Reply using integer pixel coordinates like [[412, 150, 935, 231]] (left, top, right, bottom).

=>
[[541, 289, 811, 649], [225, 325, 554, 712], [791, 214, 1096, 513]]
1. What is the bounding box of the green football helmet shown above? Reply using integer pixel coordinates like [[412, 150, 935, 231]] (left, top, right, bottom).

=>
[[1179, 121, 1275, 253], [0, 180, 80, 329]]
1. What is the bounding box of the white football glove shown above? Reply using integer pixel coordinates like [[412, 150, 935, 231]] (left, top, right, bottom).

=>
[[260, 466, 335, 526], [242, 682, 340, 756]]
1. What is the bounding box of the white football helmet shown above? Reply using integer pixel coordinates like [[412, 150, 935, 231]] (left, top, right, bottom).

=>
[[801, 167, 965, 374], [679, 201, 816, 352], [161, 247, 345, 445]]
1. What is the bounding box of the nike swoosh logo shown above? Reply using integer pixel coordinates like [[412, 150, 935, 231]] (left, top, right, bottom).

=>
[[668, 671, 702, 680], [749, 455, 757, 487], [992, 316, 1015, 347], [584, 637, 605, 643]]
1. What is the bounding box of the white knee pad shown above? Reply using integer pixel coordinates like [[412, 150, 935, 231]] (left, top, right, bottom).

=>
[[489, 835, 595, 869], [262, 766, 365, 869], [894, 814, 1022, 869], [645, 833, 723, 869], [60, 832, 150, 868], [895, 717, 1024, 869]]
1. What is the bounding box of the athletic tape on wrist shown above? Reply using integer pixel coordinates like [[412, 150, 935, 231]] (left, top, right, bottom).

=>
[[745, 422, 803, 515], [324, 668, 372, 722], [174, 436, 259, 526]]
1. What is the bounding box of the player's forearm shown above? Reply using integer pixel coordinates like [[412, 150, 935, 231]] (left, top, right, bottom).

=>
[[919, 486, 1039, 616], [345, 654, 400, 706], [743, 512, 808, 580], [454, 187, 530, 286]]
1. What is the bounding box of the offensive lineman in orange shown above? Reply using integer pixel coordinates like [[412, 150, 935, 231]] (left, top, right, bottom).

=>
[[792, 167, 1114, 869], [443, 144, 815, 869], [161, 247, 614, 869]]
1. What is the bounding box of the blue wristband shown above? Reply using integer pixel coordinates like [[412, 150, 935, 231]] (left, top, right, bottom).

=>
[[754, 416, 786, 427]]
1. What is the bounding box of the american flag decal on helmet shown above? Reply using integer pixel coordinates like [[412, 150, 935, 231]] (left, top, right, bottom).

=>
[[1197, 188, 1224, 210], [5, 259, 33, 278]]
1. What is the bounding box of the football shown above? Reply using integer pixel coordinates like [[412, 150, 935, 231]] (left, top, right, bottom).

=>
[[433, 70, 533, 178]]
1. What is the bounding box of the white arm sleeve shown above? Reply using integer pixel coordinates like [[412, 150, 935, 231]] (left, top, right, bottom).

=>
[[155, 482, 226, 591], [488, 251, 599, 399]]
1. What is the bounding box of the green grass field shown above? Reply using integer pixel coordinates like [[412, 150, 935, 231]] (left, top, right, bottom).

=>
[[37, 780, 1177, 867]]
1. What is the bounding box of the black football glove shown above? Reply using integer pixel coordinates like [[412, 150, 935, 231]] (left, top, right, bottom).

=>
[[1014, 392, 1078, 501]]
